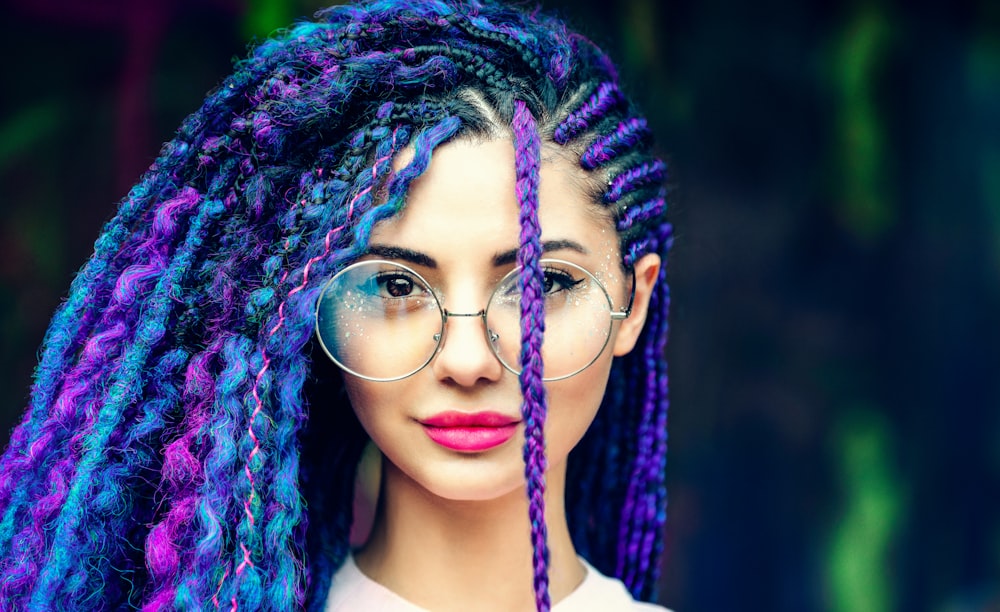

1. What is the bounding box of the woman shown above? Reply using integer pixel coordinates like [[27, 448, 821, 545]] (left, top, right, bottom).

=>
[[0, 0, 672, 610]]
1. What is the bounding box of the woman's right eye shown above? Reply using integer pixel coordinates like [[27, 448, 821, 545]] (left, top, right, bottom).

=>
[[370, 272, 424, 299], [381, 274, 414, 297]]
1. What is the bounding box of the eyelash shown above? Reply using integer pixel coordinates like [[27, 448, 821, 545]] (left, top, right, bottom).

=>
[[368, 264, 586, 301], [372, 271, 429, 299], [541, 267, 585, 295]]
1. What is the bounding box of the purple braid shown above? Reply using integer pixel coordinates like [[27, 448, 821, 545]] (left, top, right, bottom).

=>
[[580, 117, 652, 170], [619, 223, 672, 594], [513, 99, 550, 611], [0, 186, 201, 553], [605, 159, 668, 204], [0, 48, 277, 505], [556, 72, 672, 601], [144, 338, 229, 610], [618, 270, 664, 588], [552, 82, 626, 145], [618, 194, 668, 233], [29, 196, 228, 609]]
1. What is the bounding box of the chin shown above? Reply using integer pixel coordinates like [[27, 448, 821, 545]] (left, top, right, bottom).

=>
[[390, 454, 528, 504]]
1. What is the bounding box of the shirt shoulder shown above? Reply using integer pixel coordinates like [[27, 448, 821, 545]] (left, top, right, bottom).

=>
[[554, 558, 673, 612], [325, 553, 673, 612], [324, 554, 429, 612]]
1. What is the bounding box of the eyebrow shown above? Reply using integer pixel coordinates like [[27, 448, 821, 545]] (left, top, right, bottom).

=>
[[365, 239, 589, 269], [365, 245, 437, 268], [492, 239, 589, 267]]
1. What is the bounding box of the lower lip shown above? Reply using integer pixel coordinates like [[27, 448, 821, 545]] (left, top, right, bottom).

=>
[[422, 424, 518, 452]]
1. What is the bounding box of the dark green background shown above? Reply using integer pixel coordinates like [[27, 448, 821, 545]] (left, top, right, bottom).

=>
[[1, 0, 998, 609]]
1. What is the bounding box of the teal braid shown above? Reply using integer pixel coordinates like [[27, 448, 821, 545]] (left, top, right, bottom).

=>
[[0, 185, 202, 555], [2, 42, 281, 494], [224, 115, 430, 608], [78, 346, 192, 607], [28, 195, 227, 609], [9, 165, 180, 455], [0, 187, 208, 607]]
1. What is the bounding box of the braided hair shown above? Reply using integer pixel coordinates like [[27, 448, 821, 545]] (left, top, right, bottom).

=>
[[0, 1, 672, 609]]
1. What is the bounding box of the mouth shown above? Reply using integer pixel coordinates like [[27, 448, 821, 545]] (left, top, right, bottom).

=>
[[419, 411, 521, 452]]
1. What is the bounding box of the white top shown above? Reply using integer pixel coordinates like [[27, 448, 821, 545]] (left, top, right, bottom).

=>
[[324, 554, 671, 611]]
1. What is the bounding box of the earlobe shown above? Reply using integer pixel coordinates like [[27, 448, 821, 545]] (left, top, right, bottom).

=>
[[612, 253, 661, 357]]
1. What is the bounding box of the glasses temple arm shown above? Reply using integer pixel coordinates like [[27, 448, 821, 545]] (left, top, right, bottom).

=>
[[611, 268, 637, 320]]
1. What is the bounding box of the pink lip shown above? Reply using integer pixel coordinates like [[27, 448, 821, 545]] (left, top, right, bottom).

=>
[[420, 411, 520, 452]]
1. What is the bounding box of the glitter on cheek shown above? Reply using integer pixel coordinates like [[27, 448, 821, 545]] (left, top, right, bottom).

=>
[[591, 232, 626, 301]]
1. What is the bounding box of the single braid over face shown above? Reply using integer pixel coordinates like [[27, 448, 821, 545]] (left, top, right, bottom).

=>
[[0, 1, 672, 609]]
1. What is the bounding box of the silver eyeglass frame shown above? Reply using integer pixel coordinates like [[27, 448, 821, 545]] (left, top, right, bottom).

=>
[[314, 257, 636, 383]]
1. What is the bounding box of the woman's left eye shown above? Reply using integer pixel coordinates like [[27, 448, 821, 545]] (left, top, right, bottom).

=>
[[542, 269, 583, 294]]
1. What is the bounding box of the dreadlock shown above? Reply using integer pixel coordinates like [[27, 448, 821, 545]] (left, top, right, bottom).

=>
[[0, 1, 672, 610]]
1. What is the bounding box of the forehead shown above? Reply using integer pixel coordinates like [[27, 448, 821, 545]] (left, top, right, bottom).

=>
[[372, 138, 616, 259]]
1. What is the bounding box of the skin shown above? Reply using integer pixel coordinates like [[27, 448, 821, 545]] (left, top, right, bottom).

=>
[[342, 137, 660, 611]]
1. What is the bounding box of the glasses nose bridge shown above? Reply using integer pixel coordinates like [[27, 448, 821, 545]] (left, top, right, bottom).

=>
[[442, 309, 486, 320], [435, 308, 497, 348], [438, 308, 489, 339]]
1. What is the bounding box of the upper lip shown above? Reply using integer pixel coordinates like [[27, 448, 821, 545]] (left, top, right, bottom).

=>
[[420, 411, 521, 427]]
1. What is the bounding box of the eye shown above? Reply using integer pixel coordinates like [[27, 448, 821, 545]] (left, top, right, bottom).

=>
[[489, 262, 589, 311], [541, 267, 584, 295], [374, 271, 423, 298], [380, 274, 412, 298]]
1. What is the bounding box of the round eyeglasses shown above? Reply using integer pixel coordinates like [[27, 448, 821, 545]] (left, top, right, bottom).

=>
[[314, 258, 635, 382]]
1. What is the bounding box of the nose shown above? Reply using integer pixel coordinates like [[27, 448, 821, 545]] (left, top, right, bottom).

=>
[[430, 310, 504, 386]]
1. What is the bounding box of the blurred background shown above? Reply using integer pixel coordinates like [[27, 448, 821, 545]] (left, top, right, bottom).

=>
[[0, 0, 998, 610]]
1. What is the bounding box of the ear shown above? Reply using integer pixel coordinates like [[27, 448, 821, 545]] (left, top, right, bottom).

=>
[[612, 253, 661, 357]]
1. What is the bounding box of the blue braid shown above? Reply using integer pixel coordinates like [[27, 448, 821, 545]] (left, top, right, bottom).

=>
[[352, 116, 462, 248], [28, 196, 226, 607], [173, 338, 246, 608]]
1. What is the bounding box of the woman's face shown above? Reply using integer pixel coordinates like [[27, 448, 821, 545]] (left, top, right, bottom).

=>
[[340, 137, 656, 503]]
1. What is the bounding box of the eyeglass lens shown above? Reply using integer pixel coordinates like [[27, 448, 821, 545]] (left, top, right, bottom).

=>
[[315, 259, 618, 382]]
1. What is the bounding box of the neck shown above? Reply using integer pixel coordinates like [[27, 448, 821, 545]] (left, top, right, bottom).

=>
[[354, 457, 584, 612]]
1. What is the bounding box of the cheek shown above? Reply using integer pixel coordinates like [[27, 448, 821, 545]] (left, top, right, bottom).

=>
[[544, 354, 613, 463], [341, 376, 388, 439]]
